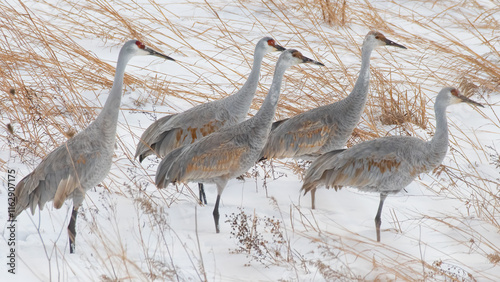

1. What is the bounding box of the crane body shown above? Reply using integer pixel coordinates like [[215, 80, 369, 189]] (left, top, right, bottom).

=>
[[14, 40, 174, 253]]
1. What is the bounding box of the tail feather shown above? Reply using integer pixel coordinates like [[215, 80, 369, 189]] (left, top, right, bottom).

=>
[[155, 170, 167, 188], [135, 139, 154, 162], [13, 175, 38, 218], [155, 146, 185, 188], [301, 180, 319, 196], [12, 178, 27, 218], [136, 114, 176, 161]]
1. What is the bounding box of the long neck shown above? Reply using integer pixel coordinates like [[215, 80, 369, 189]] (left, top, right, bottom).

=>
[[428, 102, 449, 158], [226, 48, 266, 115], [249, 61, 288, 132], [94, 52, 130, 130], [342, 43, 373, 109]]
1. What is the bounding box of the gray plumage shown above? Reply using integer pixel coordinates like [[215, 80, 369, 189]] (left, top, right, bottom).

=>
[[155, 49, 324, 233], [136, 37, 284, 204], [258, 31, 406, 208], [301, 87, 484, 242], [13, 40, 174, 253], [135, 37, 285, 162]]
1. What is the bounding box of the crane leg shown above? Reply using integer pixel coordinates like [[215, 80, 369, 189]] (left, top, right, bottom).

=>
[[199, 183, 207, 205], [213, 194, 221, 233], [374, 193, 388, 242], [311, 188, 316, 210], [68, 206, 79, 253]]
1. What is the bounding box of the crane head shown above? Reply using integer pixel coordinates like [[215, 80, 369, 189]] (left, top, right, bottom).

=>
[[289, 49, 325, 66], [131, 40, 175, 61], [259, 37, 286, 53], [449, 88, 484, 107], [267, 38, 286, 52], [368, 31, 407, 49]]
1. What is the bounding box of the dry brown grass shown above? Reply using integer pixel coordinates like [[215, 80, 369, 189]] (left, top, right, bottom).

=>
[[2, 0, 499, 280]]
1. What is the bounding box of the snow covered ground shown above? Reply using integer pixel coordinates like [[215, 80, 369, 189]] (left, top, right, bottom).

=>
[[1, 0, 499, 281]]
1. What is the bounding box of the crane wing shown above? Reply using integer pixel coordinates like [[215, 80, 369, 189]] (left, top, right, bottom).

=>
[[136, 103, 231, 161], [14, 139, 104, 217], [261, 114, 332, 159], [302, 139, 410, 194], [135, 114, 176, 160], [156, 129, 250, 187]]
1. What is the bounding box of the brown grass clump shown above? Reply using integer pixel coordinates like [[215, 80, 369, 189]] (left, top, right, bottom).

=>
[[377, 87, 427, 129], [488, 253, 500, 264]]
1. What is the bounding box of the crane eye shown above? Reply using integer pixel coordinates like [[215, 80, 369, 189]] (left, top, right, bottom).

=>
[[135, 41, 146, 49]]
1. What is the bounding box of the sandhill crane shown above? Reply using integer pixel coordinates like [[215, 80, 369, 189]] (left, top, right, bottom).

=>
[[135, 37, 285, 204], [301, 87, 483, 242], [155, 49, 324, 233], [13, 40, 174, 253], [258, 31, 406, 209]]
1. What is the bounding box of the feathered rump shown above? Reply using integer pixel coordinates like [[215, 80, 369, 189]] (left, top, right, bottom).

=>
[[155, 145, 186, 188], [301, 149, 346, 195], [135, 114, 176, 161], [14, 137, 105, 218]]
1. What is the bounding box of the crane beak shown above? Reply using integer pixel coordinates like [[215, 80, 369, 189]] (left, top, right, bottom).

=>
[[146, 47, 176, 61], [457, 93, 484, 108], [274, 44, 286, 52], [384, 38, 407, 49], [291, 50, 325, 66], [301, 55, 325, 66]]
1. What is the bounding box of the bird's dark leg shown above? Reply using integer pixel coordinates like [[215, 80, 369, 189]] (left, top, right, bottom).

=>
[[68, 206, 79, 253], [311, 188, 316, 210], [198, 183, 207, 205], [213, 194, 221, 233], [375, 193, 388, 242]]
